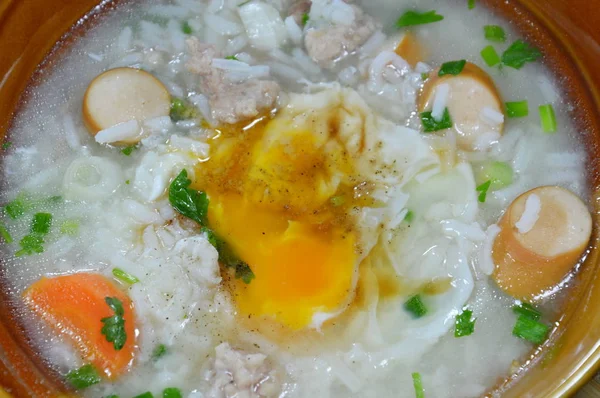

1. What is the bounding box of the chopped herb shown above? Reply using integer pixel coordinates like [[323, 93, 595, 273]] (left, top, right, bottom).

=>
[[501, 39, 542, 69], [169, 169, 209, 225], [0, 223, 12, 243], [506, 100, 529, 118], [31, 213, 52, 235], [396, 10, 444, 28], [125, 180, 131, 185], [101, 297, 127, 351], [2, 142, 11, 150], [412, 372, 425, 398], [468, 0, 476, 9], [163, 388, 183, 398], [539, 104, 557, 133], [330, 196, 345, 207], [219, 242, 255, 284], [170, 98, 198, 122], [121, 146, 136, 156], [478, 161, 513, 190], [65, 364, 101, 389], [225, 55, 239, 61], [152, 344, 167, 360], [455, 309, 476, 337], [104, 395, 120, 398], [480, 45, 501, 67], [5, 197, 27, 219], [421, 72, 429, 81], [512, 314, 549, 344], [438, 60, 466, 76], [404, 210, 414, 223], [476, 180, 492, 203], [15, 234, 44, 257], [404, 295, 428, 318], [181, 21, 192, 34], [484, 25, 506, 42], [512, 302, 541, 321], [201, 227, 219, 249], [133, 393, 154, 398], [302, 12, 310, 26], [60, 219, 80, 236], [112, 268, 140, 285], [421, 108, 453, 132]]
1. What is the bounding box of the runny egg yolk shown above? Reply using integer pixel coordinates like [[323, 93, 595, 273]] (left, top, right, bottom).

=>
[[195, 115, 360, 329]]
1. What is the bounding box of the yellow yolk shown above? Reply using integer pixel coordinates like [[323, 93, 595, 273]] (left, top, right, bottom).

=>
[[194, 115, 360, 329]]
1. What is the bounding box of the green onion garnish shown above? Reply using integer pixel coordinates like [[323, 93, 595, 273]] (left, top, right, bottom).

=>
[[152, 344, 167, 361], [501, 39, 542, 69], [181, 21, 192, 35], [31, 213, 52, 235], [478, 161, 513, 190], [121, 146, 136, 156], [539, 104, 557, 133], [396, 10, 444, 28], [480, 45, 501, 67], [225, 55, 239, 61], [421, 72, 429, 81], [421, 108, 453, 133], [65, 364, 101, 389], [163, 388, 183, 398], [505, 100, 529, 118], [170, 98, 198, 122], [101, 297, 127, 351], [5, 197, 26, 219], [455, 309, 476, 337], [404, 210, 414, 223], [484, 25, 506, 42], [302, 12, 310, 26], [60, 219, 80, 236], [112, 268, 140, 285], [0, 223, 13, 243], [468, 0, 476, 10], [476, 180, 492, 203], [438, 60, 466, 76], [15, 234, 45, 257], [2, 142, 11, 150], [512, 314, 549, 344], [133, 393, 154, 398], [412, 372, 425, 398], [404, 295, 428, 318], [512, 302, 541, 321]]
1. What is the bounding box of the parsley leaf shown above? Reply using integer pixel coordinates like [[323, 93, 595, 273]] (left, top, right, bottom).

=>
[[181, 21, 192, 35], [0, 223, 12, 243], [101, 297, 127, 351], [65, 364, 101, 389], [152, 344, 167, 361], [15, 234, 44, 257], [512, 314, 549, 344], [476, 180, 492, 203], [396, 10, 444, 28], [501, 39, 542, 69], [121, 146, 136, 156], [421, 108, 453, 132], [438, 60, 466, 76], [2, 141, 11, 150], [31, 213, 52, 234], [455, 309, 476, 337], [163, 388, 183, 398], [302, 12, 310, 26], [512, 302, 541, 321], [209, 231, 255, 284], [168, 169, 209, 225]]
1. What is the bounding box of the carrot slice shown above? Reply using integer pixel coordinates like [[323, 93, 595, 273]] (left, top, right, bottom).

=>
[[23, 273, 136, 379]]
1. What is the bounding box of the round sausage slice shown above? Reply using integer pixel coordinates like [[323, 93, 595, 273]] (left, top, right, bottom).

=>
[[418, 62, 504, 151], [83, 67, 171, 145], [492, 186, 592, 300]]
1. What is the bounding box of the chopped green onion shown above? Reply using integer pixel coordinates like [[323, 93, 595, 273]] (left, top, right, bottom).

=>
[[455, 309, 476, 337], [421, 108, 453, 133], [170, 98, 198, 122], [404, 295, 428, 318], [421, 72, 429, 81], [225, 55, 239, 61], [112, 268, 140, 285], [60, 219, 80, 236], [512, 314, 549, 344], [478, 161, 513, 190], [2, 142, 11, 150], [468, 0, 476, 10], [539, 104, 557, 133], [0, 224, 12, 243], [125, 180, 131, 185], [501, 39, 542, 69], [480, 45, 501, 67], [121, 146, 136, 156], [15, 234, 44, 257], [396, 10, 444, 27], [438, 60, 466, 76], [512, 302, 541, 321], [302, 12, 310, 26], [505, 100, 529, 118], [484, 25, 506, 42], [163, 388, 182, 398], [404, 210, 414, 223], [5, 197, 26, 219], [133, 393, 154, 398], [412, 372, 425, 398], [476, 180, 492, 203], [65, 364, 101, 389], [31, 213, 52, 235], [104, 395, 120, 398], [330, 196, 345, 207], [181, 21, 192, 35], [152, 344, 167, 361]]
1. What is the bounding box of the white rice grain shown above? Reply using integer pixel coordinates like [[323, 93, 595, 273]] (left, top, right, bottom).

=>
[[189, 94, 214, 125], [480, 106, 505, 126], [284, 16, 303, 45], [515, 193, 541, 234], [225, 35, 249, 55], [117, 27, 133, 52], [431, 83, 450, 121], [479, 224, 501, 275], [291, 48, 321, 76], [360, 31, 386, 56], [95, 120, 141, 144]]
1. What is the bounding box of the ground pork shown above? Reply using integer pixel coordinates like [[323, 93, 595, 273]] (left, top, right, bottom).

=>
[[304, 4, 379, 68], [186, 37, 280, 125], [205, 342, 280, 398]]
